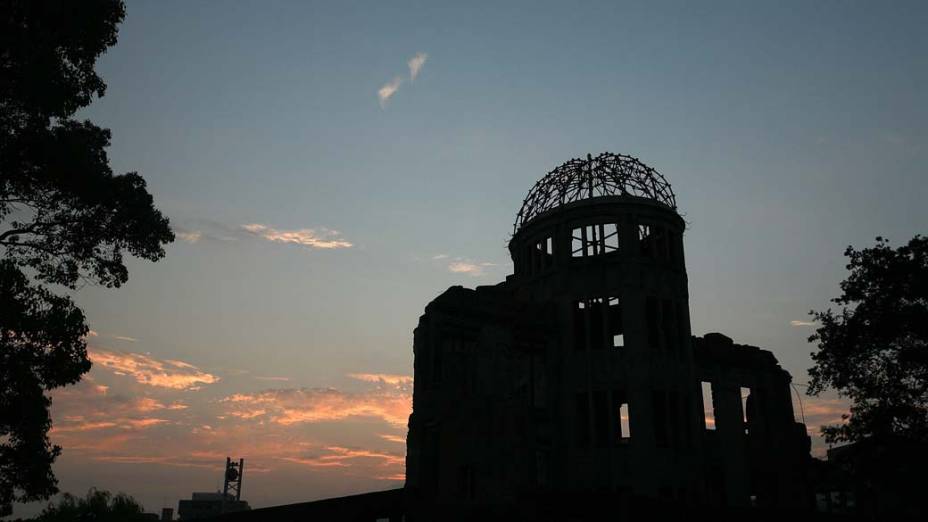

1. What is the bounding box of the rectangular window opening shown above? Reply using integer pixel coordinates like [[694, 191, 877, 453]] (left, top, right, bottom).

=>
[[702, 381, 716, 430], [609, 297, 624, 349], [741, 387, 751, 434], [590, 225, 603, 255], [571, 231, 584, 258], [572, 224, 619, 257], [619, 402, 631, 441], [534, 236, 553, 270], [639, 224, 653, 258], [604, 223, 619, 252]]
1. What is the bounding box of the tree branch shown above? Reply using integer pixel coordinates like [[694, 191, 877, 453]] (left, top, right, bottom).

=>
[[0, 224, 39, 241]]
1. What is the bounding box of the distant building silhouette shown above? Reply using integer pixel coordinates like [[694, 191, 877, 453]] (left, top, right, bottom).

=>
[[178, 457, 250, 520], [178, 492, 249, 520], [405, 153, 811, 517], [810, 435, 928, 518]]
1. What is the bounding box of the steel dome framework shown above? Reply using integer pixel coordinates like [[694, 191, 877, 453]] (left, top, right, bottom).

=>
[[514, 152, 676, 233]]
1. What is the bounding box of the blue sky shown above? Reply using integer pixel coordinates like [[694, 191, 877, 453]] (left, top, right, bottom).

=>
[[14, 0, 927, 517]]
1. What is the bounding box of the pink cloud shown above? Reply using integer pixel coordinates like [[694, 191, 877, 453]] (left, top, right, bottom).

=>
[[379, 433, 406, 444], [221, 386, 411, 427], [241, 224, 352, 250], [88, 348, 219, 390]]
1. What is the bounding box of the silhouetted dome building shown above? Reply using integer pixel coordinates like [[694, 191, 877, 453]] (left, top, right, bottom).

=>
[[216, 153, 814, 522], [406, 152, 812, 519]]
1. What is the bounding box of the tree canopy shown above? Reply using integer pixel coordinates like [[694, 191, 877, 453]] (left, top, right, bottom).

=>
[[33, 488, 149, 522], [1, 0, 174, 515], [807, 235, 928, 444]]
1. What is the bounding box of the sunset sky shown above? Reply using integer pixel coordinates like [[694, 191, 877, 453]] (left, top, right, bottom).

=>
[[13, 0, 928, 517]]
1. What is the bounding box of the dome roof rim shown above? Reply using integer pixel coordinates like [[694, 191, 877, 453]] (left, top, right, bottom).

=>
[[514, 152, 676, 233]]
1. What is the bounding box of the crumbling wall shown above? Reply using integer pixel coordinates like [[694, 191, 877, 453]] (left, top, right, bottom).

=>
[[693, 333, 811, 509], [406, 284, 556, 515]]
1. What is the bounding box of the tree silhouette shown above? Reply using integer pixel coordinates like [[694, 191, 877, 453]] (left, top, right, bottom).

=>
[[1, 0, 173, 515], [33, 488, 149, 522], [807, 235, 928, 444]]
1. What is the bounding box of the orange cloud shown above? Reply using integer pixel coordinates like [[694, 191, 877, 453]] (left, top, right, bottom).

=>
[[284, 446, 404, 467], [135, 397, 188, 412], [221, 386, 411, 427], [51, 421, 118, 433], [88, 348, 219, 390], [348, 373, 413, 387], [47, 365, 410, 504], [52, 417, 168, 434], [282, 446, 405, 481], [50, 380, 188, 445]]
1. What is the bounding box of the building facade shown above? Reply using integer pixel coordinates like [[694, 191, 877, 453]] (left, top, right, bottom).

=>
[[405, 153, 811, 518]]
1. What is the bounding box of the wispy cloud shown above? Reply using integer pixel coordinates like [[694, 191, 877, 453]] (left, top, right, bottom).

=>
[[790, 320, 817, 327], [255, 376, 291, 382], [242, 224, 353, 250], [171, 221, 240, 243], [379, 433, 406, 444], [283, 446, 404, 469], [175, 230, 202, 243], [111, 335, 138, 343], [52, 421, 120, 433], [377, 76, 402, 108], [448, 260, 497, 277], [88, 348, 220, 390], [378, 52, 428, 108], [408, 52, 427, 81], [348, 373, 413, 388]]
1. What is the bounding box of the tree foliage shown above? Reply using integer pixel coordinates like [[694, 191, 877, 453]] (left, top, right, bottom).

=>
[[34, 488, 149, 522], [1, 0, 173, 515], [807, 235, 928, 444]]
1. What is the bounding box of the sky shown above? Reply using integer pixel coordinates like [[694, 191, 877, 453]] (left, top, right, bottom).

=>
[[11, 0, 928, 517]]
